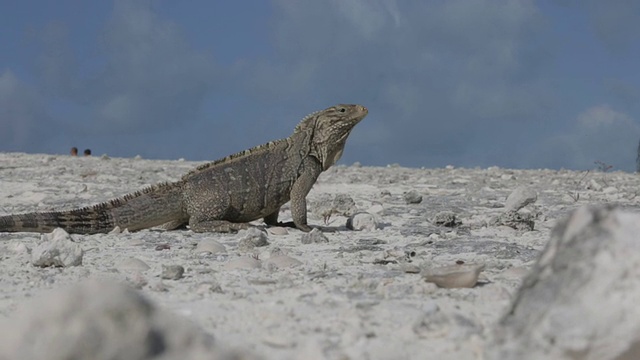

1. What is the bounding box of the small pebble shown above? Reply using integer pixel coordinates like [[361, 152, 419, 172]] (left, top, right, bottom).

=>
[[587, 179, 603, 191], [237, 228, 269, 252], [452, 178, 469, 185], [118, 257, 151, 271], [195, 239, 226, 254], [367, 203, 384, 214], [7, 242, 30, 255], [127, 272, 148, 289], [268, 227, 289, 235], [422, 264, 485, 288], [161, 265, 185, 280], [149, 281, 169, 292], [31, 228, 83, 267], [402, 263, 422, 273], [127, 238, 146, 246], [264, 255, 303, 270], [301, 228, 329, 244], [108, 226, 122, 234], [312, 193, 358, 222], [196, 281, 223, 294], [499, 266, 530, 280], [504, 187, 537, 212], [412, 305, 451, 338], [403, 190, 423, 204], [262, 334, 296, 349], [346, 212, 379, 231], [224, 256, 261, 270], [490, 211, 535, 231], [432, 211, 460, 227]]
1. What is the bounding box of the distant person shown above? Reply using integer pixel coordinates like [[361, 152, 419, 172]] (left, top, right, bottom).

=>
[[83, 149, 92, 156], [70, 147, 78, 156]]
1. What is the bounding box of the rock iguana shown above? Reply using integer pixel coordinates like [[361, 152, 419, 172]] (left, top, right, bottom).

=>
[[0, 104, 368, 234]]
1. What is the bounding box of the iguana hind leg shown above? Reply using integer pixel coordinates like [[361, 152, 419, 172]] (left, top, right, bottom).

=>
[[183, 184, 246, 233]]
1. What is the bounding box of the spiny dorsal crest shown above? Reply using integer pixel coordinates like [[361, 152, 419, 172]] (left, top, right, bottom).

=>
[[293, 108, 324, 133], [183, 107, 331, 179], [183, 139, 288, 179], [183, 105, 357, 179], [38, 181, 178, 215]]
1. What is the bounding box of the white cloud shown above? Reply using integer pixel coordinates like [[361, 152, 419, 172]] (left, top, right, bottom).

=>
[[236, 0, 550, 166], [604, 78, 640, 106], [7, 0, 634, 170], [536, 105, 640, 171], [35, 0, 218, 134], [332, 0, 401, 39], [0, 70, 48, 149], [556, 0, 640, 53], [586, 0, 640, 53]]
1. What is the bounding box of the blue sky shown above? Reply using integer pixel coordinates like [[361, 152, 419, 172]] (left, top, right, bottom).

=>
[[1, 0, 639, 171]]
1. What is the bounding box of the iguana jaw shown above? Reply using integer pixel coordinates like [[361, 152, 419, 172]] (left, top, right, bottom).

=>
[[311, 104, 368, 170]]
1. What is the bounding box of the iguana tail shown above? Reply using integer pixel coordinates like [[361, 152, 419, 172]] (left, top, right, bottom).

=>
[[0, 182, 186, 234]]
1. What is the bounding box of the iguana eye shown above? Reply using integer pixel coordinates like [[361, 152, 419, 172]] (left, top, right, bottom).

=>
[[339, 108, 346, 113]]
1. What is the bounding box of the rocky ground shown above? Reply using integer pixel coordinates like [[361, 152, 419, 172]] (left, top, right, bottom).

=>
[[0, 152, 639, 359]]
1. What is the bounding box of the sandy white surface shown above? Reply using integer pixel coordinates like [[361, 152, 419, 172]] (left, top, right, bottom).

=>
[[1, 152, 639, 359]]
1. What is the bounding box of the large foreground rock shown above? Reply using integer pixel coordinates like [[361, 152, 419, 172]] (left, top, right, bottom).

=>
[[488, 206, 640, 360], [0, 280, 251, 360]]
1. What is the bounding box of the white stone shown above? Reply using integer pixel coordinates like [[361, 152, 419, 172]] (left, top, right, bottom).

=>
[[118, 257, 151, 271], [504, 187, 537, 212], [488, 206, 640, 360], [224, 256, 261, 270], [346, 212, 379, 231], [31, 228, 83, 267], [264, 255, 303, 270], [0, 280, 243, 359], [195, 239, 226, 254]]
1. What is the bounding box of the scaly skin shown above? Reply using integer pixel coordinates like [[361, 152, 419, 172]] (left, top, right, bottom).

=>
[[0, 104, 368, 234]]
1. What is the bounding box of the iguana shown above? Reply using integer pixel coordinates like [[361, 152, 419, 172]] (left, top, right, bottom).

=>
[[0, 104, 368, 234]]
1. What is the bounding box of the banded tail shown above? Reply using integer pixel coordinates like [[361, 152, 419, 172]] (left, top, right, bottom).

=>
[[0, 182, 186, 234]]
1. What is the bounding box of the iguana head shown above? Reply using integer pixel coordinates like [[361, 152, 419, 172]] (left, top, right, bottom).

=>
[[295, 104, 368, 170]]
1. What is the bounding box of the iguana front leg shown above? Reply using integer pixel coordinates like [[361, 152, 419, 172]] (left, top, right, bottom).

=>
[[289, 157, 323, 232]]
